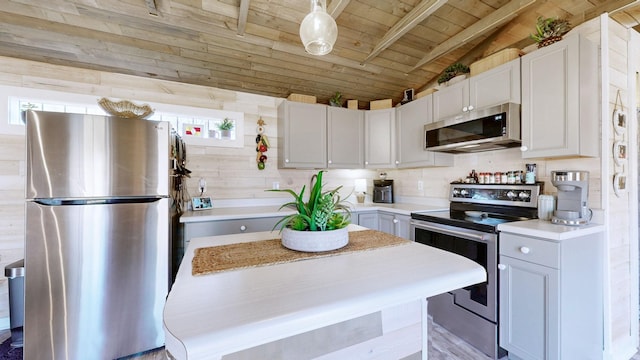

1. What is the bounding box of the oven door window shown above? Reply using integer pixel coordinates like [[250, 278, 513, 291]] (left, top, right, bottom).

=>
[[414, 228, 488, 306]]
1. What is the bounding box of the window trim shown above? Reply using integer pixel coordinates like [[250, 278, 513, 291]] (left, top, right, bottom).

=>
[[0, 85, 245, 148]]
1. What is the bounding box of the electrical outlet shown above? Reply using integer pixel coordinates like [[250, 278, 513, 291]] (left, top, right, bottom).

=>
[[417, 180, 423, 191], [272, 182, 280, 190]]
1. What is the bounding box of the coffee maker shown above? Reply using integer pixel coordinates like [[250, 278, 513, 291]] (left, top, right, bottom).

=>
[[373, 179, 394, 203], [550, 170, 591, 225]]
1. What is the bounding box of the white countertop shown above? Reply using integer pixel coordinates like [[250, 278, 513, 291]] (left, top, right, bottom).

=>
[[180, 202, 448, 223], [498, 219, 605, 241], [163, 225, 485, 359]]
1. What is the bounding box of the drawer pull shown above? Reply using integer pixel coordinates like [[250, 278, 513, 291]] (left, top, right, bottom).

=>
[[519, 246, 530, 254], [240, 225, 247, 232], [498, 264, 506, 270]]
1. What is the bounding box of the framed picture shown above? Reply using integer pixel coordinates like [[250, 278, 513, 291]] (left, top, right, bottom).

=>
[[613, 109, 626, 135], [613, 172, 627, 197], [183, 123, 206, 137], [613, 140, 627, 166], [191, 196, 213, 210], [401, 88, 414, 104]]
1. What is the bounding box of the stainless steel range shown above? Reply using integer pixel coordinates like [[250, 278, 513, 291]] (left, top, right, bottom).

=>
[[410, 182, 542, 359]]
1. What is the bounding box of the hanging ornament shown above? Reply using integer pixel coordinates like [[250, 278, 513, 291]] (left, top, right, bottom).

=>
[[255, 118, 269, 170]]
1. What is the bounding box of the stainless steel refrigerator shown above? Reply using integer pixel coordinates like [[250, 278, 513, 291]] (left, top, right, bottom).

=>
[[24, 110, 170, 359]]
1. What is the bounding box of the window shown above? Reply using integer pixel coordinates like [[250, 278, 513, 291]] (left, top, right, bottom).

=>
[[1, 85, 244, 148]]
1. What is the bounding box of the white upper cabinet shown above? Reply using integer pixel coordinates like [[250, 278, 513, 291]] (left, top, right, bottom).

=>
[[327, 107, 364, 168], [277, 100, 327, 169], [364, 108, 396, 169], [520, 34, 599, 159], [433, 58, 521, 122], [396, 95, 453, 168]]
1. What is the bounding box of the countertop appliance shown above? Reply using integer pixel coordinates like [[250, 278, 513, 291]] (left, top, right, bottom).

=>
[[424, 103, 520, 153], [24, 110, 170, 359], [410, 182, 542, 359], [551, 170, 591, 225], [373, 179, 394, 203]]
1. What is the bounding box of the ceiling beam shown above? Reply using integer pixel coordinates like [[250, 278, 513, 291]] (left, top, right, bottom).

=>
[[410, 0, 537, 72], [361, 0, 447, 65], [586, 0, 639, 18], [237, 0, 250, 36], [328, 0, 351, 18], [145, 0, 158, 16]]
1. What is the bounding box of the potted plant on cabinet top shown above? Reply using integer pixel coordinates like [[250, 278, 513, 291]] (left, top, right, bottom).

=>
[[270, 170, 351, 252], [530, 16, 571, 48], [217, 118, 234, 138], [329, 91, 343, 107], [437, 63, 470, 86]]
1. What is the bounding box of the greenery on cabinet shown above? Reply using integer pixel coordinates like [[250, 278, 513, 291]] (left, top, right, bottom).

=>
[[530, 16, 571, 48], [270, 170, 351, 231], [437, 63, 470, 84], [329, 91, 343, 107]]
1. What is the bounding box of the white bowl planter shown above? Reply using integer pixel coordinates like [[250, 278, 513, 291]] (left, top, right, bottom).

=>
[[281, 227, 349, 252]]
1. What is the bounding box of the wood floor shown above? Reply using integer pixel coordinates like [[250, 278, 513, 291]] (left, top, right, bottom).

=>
[[4, 321, 640, 359], [126, 318, 494, 360]]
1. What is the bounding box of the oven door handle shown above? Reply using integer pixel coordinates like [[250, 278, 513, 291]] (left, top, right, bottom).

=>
[[411, 221, 491, 242]]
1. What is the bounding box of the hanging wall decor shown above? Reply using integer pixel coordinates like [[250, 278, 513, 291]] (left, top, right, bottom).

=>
[[612, 89, 627, 198], [613, 140, 627, 166], [255, 118, 269, 170], [613, 90, 627, 135], [613, 172, 627, 198]]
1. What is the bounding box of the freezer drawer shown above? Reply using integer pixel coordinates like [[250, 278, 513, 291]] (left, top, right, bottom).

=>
[[25, 110, 170, 199], [24, 199, 169, 359]]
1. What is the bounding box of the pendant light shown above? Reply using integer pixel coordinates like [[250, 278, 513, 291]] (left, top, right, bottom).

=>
[[299, 0, 338, 56]]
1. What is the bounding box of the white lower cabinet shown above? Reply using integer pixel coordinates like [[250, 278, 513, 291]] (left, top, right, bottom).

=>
[[357, 211, 378, 230], [183, 217, 281, 248], [499, 255, 559, 360], [357, 211, 410, 239], [377, 212, 411, 239], [498, 232, 603, 360]]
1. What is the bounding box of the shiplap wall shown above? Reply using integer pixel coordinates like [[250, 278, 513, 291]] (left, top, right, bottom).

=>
[[601, 18, 639, 358], [0, 31, 626, 357]]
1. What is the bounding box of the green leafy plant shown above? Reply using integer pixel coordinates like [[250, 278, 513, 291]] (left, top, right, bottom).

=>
[[329, 91, 343, 107], [437, 62, 470, 84], [217, 118, 234, 131], [269, 170, 351, 231], [530, 16, 571, 48]]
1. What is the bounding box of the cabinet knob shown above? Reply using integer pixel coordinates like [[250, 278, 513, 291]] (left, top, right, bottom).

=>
[[328, 160, 332, 164], [240, 225, 247, 232], [365, 161, 369, 165], [468, 105, 474, 111], [393, 218, 399, 224], [395, 160, 399, 164], [498, 264, 506, 270], [519, 246, 530, 254], [462, 106, 468, 112], [285, 159, 290, 163], [520, 145, 528, 152]]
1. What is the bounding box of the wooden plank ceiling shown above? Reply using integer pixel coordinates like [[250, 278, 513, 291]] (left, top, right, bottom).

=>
[[0, 0, 639, 106]]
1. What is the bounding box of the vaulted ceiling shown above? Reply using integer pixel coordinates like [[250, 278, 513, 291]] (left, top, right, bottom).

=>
[[1, 0, 639, 106]]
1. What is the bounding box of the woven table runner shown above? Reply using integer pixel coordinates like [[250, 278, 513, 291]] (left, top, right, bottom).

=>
[[192, 229, 410, 276]]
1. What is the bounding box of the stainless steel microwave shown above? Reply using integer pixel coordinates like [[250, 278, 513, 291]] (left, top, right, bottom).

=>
[[424, 103, 520, 153]]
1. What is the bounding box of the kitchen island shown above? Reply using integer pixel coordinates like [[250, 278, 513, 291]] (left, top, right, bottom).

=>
[[163, 225, 485, 360]]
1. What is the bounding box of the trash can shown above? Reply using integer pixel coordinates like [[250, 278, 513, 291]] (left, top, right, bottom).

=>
[[5, 259, 24, 348]]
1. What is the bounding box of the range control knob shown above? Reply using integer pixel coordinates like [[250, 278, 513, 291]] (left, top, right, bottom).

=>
[[452, 188, 461, 197], [506, 191, 516, 200], [460, 189, 469, 197], [518, 192, 530, 200]]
